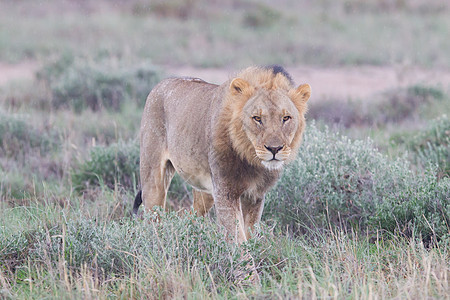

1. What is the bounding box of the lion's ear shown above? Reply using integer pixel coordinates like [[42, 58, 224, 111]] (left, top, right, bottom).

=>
[[230, 78, 253, 97], [290, 84, 311, 104]]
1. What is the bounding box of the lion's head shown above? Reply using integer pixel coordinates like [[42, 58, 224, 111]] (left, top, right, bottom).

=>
[[223, 67, 311, 170]]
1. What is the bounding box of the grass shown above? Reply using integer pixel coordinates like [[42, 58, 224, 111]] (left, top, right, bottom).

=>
[[1, 0, 449, 298], [0, 201, 449, 298]]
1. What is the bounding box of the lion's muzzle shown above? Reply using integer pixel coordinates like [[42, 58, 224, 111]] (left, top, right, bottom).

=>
[[255, 145, 291, 170], [264, 145, 284, 157]]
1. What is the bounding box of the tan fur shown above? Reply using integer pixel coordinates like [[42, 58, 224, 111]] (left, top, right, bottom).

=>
[[139, 67, 311, 244]]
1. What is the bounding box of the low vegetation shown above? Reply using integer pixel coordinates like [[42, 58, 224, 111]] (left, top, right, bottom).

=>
[[407, 115, 450, 177], [0, 111, 59, 159], [71, 141, 140, 191], [37, 56, 161, 112], [266, 124, 449, 244], [1, 205, 448, 298], [308, 85, 448, 127]]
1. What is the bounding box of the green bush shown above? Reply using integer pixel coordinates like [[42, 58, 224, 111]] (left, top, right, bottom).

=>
[[308, 85, 446, 127], [371, 174, 449, 243], [370, 85, 445, 125], [72, 141, 140, 191], [37, 57, 161, 112], [265, 124, 449, 243], [139, 0, 200, 19], [408, 115, 449, 176], [72, 124, 448, 243], [0, 169, 34, 200], [72, 141, 191, 204], [0, 111, 58, 158], [242, 3, 282, 28]]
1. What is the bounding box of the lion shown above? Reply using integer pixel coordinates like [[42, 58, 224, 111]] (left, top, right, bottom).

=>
[[133, 65, 311, 244]]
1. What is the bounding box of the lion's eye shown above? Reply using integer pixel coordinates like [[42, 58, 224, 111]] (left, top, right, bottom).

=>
[[283, 116, 291, 122], [252, 116, 262, 124]]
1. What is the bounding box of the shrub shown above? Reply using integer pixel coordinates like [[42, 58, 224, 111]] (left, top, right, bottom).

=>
[[242, 3, 282, 28], [369, 85, 446, 125], [0, 169, 34, 200], [371, 174, 449, 243], [37, 57, 161, 112], [0, 229, 37, 272], [0, 111, 58, 158], [307, 99, 364, 127], [265, 123, 449, 243], [308, 85, 446, 127], [408, 115, 449, 176], [140, 0, 199, 19], [71, 141, 191, 205], [72, 141, 140, 191]]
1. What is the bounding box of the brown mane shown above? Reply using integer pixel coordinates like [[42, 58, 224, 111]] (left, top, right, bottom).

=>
[[235, 66, 294, 91]]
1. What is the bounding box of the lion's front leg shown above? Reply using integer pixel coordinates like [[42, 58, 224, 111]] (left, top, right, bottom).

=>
[[241, 196, 265, 240], [214, 193, 247, 244]]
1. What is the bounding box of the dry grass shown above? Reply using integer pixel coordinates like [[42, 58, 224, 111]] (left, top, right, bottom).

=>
[[1, 201, 448, 298]]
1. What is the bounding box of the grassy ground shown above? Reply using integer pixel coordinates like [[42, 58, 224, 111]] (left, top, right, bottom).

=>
[[1, 0, 449, 298]]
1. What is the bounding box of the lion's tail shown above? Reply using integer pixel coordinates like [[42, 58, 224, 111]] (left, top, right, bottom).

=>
[[133, 190, 142, 215]]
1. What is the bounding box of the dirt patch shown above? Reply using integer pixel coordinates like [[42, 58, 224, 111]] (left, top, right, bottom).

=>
[[0, 61, 39, 86]]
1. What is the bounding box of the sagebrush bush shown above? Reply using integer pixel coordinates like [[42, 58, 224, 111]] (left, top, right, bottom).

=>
[[0, 170, 34, 200], [141, 0, 199, 19], [37, 57, 161, 112], [0, 111, 58, 158], [308, 85, 446, 127], [242, 3, 282, 28], [71, 141, 191, 204], [373, 85, 444, 124], [265, 123, 449, 242], [71, 124, 448, 242], [72, 141, 140, 191], [371, 174, 449, 243], [408, 115, 449, 176]]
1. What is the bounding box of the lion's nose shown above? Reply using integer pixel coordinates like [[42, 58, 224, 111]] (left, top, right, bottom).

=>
[[264, 145, 284, 155]]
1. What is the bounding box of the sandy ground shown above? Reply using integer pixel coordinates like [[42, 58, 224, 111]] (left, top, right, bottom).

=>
[[1, 61, 449, 101], [0, 61, 39, 86]]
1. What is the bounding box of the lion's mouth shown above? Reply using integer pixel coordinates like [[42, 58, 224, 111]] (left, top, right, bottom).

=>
[[255, 146, 291, 170], [261, 159, 284, 170]]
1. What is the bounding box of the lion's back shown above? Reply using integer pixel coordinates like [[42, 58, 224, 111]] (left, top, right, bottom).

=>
[[141, 76, 219, 162]]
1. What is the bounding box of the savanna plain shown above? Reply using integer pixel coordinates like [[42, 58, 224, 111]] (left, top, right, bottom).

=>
[[0, 0, 449, 298]]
